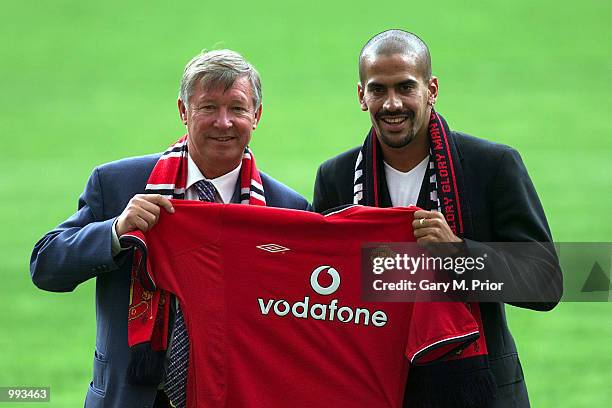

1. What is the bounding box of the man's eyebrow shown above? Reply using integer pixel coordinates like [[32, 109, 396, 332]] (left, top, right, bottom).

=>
[[366, 79, 418, 89], [366, 81, 384, 89], [398, 79, 418, 87], [229, 96, 249, 104]]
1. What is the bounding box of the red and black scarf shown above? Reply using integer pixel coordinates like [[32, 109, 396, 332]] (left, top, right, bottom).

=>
[[125, 134, 266, 385], [354, 111, 497, 407]]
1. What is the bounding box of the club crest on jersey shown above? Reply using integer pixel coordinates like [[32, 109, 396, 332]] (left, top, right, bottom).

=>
[[257, 265, 388, 327]]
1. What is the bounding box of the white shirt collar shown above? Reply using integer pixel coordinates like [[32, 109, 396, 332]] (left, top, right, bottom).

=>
[[186, 154, 241, 204], [383, 155, 429, 176]]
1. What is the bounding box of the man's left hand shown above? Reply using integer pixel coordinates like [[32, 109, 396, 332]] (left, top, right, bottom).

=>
[[412, 210, 463, 254]]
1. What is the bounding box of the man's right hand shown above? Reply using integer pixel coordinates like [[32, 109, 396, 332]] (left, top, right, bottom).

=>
[[115, 194, 175, 236]]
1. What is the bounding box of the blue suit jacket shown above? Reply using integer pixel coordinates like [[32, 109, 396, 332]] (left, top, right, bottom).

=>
[[30, 154, 311, 408]]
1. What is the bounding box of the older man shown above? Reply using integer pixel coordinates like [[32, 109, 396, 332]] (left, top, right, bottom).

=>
[[314, 30, 562, 407], [31, 49, 310, 408]]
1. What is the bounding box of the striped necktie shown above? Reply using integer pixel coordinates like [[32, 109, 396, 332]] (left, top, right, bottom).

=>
[[164, 179, 217, 407]]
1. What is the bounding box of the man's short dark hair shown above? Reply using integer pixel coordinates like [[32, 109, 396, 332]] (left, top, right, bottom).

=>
[[358, 30, 432, 84]]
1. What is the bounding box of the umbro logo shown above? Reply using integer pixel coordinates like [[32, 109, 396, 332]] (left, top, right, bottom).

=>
[[256, 244, 290, 253]]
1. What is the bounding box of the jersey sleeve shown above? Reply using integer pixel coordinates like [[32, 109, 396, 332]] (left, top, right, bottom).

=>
[[405, 302, 480, 365]]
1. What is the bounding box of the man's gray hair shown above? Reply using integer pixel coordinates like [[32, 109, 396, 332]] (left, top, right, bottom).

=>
[[179, 49, 262, 110]]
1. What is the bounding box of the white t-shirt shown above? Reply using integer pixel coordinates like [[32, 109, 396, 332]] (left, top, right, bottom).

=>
[[383, 156, 429, 207]]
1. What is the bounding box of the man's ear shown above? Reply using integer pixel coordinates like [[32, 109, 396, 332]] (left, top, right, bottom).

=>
[[358, 83, 368, 111], [178, 98, 188, 125], [252, 104, 263, 130], [427, 76, 439, 107]]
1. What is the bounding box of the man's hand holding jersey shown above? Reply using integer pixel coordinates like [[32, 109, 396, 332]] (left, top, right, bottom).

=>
[[115, 194, 175, 236], [412, 210, 465, 256]]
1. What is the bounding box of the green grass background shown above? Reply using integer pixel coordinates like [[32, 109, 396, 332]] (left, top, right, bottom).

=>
[[1, 0, 611, 406]]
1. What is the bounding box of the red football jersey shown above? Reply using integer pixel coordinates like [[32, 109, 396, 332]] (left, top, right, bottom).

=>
[[125, 202, 482, 408]]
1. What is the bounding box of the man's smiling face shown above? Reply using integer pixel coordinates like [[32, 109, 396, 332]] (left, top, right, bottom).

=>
[[358, 53, 433, 149], [180, 76, 261, 178]]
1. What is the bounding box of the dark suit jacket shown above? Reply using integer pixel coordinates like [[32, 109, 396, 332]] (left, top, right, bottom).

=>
[[313, 132, 562, 408], [30, 153, 311, 408]]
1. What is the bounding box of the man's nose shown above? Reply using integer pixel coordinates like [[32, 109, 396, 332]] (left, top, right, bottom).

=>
[[213, 108, 233, 129], [383, 90, 402, 112]]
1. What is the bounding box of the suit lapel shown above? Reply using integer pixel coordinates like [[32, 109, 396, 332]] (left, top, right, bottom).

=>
[[416, 172, 430, 209], [230, 176, 241, 204]]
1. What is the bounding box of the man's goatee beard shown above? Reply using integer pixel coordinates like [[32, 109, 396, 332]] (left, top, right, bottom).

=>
[[380, 131, 416, 149]]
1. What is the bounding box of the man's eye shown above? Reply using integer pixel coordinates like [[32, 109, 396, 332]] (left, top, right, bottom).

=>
[[232, 106, 247, 112]]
